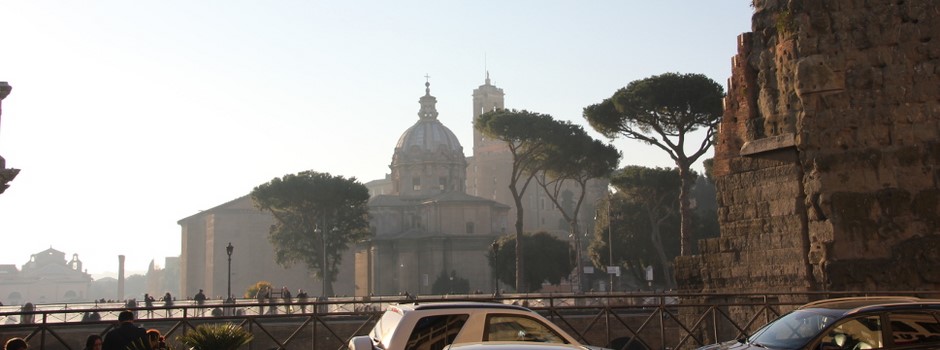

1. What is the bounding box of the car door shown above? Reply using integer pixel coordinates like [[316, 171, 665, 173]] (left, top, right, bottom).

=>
[[884, 311, 940, 350]]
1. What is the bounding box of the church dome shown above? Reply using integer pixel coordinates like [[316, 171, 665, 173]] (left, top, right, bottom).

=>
[[389, 81, 468, 197], [395, 120, 462, 153], [394, 82, 463, 153]]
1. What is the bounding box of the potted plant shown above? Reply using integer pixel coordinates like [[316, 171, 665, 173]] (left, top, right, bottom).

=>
[[176, 323, 253, 350]]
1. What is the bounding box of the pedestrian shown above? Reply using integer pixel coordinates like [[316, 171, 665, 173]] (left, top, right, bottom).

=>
[[83, 335, 102, 350], [256, 286, 266, 315], [146, 329, 167, 350], [194, 289, 206, 316], [267, 286, 277, 315], [102, 310, 147, 350], [281, 286, 292, 314], [124, 299, 138, 319], [19, 303, 34, 325], [4, 337, 27, 350], [143, 294, 155, 318], [296, 289, 308, 313], [161, 292, 173, 317]]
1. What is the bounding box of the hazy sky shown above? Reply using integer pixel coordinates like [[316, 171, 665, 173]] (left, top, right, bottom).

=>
[[0, 1, 753, 278]]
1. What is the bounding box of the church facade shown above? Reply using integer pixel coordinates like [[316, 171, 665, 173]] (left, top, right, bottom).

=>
[[179, 75, 608, 297], [0, 248, 92, 305], [355, 81, 509, 296]]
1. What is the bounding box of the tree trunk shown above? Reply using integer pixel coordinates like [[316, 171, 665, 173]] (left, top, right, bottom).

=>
[[324, 279, 334, 297], [511, 184, 526, 293], [570, 217, 584, 293], [678, 163, 694, 256], [648, 211, 676, 289]]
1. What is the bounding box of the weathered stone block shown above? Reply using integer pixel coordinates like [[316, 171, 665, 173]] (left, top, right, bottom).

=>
[[796, 55, 846, 97]]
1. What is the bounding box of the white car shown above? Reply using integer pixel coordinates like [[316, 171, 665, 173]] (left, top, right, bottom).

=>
[[348, 302, 592, 350]]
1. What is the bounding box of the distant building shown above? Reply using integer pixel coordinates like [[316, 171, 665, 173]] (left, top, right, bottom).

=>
[[355, 81, 510, 296], [180, 75, 608, 297], [0, 248, 92, 305], [142, 257, 180, 300], [177, 196, 333, 299]]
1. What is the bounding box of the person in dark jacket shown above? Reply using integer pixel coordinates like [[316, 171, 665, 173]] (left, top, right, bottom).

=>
[[82, 334, 102, 350], [194, 289, 206, 316], [102, 310, 147, 350]]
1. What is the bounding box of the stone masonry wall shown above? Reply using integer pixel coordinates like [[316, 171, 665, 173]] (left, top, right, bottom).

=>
[[677, 0, 940, 295]]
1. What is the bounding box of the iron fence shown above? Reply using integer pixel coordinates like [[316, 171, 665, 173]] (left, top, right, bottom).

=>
[[1, 290, 938, 350]]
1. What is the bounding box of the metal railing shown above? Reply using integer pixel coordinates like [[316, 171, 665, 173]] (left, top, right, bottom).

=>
[[2, 290, 938, 350]]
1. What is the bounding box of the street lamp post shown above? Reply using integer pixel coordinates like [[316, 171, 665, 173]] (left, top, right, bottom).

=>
[[316, 221, 337, 298], [316, 224, 326, 298], [607, 193, 613, 292], [491, 241, 499, 297], [226, 242, 234, 300]]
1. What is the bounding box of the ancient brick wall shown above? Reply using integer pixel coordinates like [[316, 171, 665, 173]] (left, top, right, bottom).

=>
[[677, 0, 940, 294]]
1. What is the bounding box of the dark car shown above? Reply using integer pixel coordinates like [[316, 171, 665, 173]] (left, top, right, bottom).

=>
[[696, 296, 940, 350]]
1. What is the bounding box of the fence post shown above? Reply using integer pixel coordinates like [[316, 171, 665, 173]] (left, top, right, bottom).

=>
[[605, 301, 611, 348], [40, 312, 47, 350], [248, 316, 255, 350], [763, 294, 769, 326], [549, 297, 555, 321], [314, 300, 320, 350], [711, 302, 717, 346]]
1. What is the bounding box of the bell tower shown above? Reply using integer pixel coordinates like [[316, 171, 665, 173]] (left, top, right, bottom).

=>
[[471, 72, 505, 154]]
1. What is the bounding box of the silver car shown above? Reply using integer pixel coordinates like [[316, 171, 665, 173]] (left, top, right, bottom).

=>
[[348, 302, 592, 350]]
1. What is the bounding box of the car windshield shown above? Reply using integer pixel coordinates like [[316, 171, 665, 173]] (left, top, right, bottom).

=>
[[747, 309, 841, 349]]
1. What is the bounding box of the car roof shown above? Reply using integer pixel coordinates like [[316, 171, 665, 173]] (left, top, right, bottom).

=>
[[798, 296, 940, 315], [446, 341, 586, 350], [391, 302, 532, 313]]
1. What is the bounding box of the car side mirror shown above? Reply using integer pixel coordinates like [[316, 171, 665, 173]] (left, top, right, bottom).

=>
[[349, 336, 375, 350]]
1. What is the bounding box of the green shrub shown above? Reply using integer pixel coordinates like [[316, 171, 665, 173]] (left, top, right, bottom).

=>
[[176, 323, 253, 350]]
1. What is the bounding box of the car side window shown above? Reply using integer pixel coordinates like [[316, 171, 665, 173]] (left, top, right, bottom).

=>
[[406, 314, 470, 350], [484, 314, 567, 344], [888, 312, 940, 346], [821, 316, 883, 350]]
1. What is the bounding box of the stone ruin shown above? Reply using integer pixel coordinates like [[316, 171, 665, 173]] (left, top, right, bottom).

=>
[[677, 0, 940, 295]]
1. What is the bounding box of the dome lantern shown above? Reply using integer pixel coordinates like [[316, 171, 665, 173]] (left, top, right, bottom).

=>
[[418, 81, 439, 121]]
